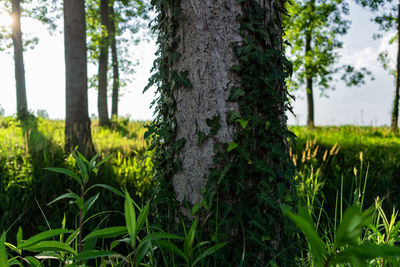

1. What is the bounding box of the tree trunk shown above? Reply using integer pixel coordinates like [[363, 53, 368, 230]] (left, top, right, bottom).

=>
[[391, 2, 400, 131], [110, 2, 119, 119], [64, 0, 96, 157], [305, 0, 315, 128], [11, 0, 28, 118], [98, 0, 110, 126], [150, 0, 297, 265]]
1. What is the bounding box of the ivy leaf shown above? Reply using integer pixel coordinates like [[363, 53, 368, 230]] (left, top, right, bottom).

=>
[[198, 131, 207, 146], [227, 142, 238, 152], [265, 121, 271, 131], [229, 86, 245, 101], [236, 118, 248, 129]]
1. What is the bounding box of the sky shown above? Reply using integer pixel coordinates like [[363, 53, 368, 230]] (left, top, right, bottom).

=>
[[0, 2, 397, 126]]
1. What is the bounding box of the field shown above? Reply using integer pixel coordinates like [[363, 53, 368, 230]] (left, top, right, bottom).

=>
[[1, 117, 400, 265]]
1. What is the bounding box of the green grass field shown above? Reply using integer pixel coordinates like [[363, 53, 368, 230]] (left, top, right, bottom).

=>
[[1, 117, 400, 265]]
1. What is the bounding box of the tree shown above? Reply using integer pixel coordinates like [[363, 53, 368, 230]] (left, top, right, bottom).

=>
[[110, 1, 119, 118], [10, 0, 28, 118], [97, 0, 111, 126], [285, 0, 371, 127], [64, 0, 96, 157], [355, 0, 399, 131], [146, 0, 298, 265]]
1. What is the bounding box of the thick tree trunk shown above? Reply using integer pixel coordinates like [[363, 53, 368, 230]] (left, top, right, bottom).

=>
[[392, 2, 400, 131], [152, 0, 297, 265], [11, 0, 28, 118], [110, 3, 119, 119], [98, 0, 110, 126], [64, 0, 96, 157]]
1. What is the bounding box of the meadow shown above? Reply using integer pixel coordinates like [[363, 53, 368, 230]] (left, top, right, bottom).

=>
[[1, 117, 400, 265]]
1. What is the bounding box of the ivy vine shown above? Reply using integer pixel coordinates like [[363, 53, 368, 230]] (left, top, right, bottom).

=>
[[146, 0, 299, 265]]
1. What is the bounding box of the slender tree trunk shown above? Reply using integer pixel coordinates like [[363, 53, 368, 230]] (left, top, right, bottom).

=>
[[98, 0, 110, 126], [152, 0, 297, 264], [11, 0, 28, 118], [110, 2, 119, 119], [391, 2, 400, 131], [305, 0, 315, 127], [64, 0, 96, 157]]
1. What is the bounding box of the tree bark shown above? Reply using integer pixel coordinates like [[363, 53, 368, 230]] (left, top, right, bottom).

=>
[[305, 0, 315, 128], [11, 0, 28, 118], [153, 0, 297, 264], [391, 1, 400, 131], [110, 2, 119, 119], [64, 0, 96, 157], [98, 0, 110, 126]]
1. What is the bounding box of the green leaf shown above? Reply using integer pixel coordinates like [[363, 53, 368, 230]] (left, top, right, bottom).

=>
[[192, 242, 228, 266], [82, 193, 99, 218], [198, 131, 207, 146], [44, 167, 82, 186], [331, 243, 400, 265], [335, 206, 373, 248], [0, 232, 8, 267], [19, 229, 72, 249], [72, 250, 116, 261], [236, 118, 248, 129], [23, 256, 40, 267], [22, 241, 76, 255], [227, 142, 238, 152], [85, 184, 124, 198], [265, 121, 271, 131], [16, 228, 22, 247], [155, 239, 189, 264], [136, 240, 151, 266], [124, 191, 137, 248], [82, 226, 127, 241], [136, 201, 150, 236], [283, 207, 327, 266], [48, 193, 80, 206], [140, 232, 184, 243], [74, 153, 89, 184], [88, 154, 99, 172]]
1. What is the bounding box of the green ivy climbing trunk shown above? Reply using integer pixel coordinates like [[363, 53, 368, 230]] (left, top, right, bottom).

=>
[[392, 2, 400, 132], [64, 0, 96, 157], [148, 0, 298, 265], [11, 0, 28, 118], [98, 0, 110, 126]]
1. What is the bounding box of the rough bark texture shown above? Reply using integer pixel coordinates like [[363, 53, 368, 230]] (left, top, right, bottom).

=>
[[64, 0, 96, 157], [110, 3, 119, 118], [11, 0, 28, 118], [98, 0, 110, 126], [171, 0, 241, 205], [392, 2, 400, 132]]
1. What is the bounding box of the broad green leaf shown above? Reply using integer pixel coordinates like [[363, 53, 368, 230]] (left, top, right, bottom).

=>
[[35, 251, 64, 261], [85, 184, 124, 198], [265, 121, 271, 131], [155, 239, 189, 264], [48, 192, 80, 206], [83, 226, 127, 241], [95, 155, 112, 169], [124, 191, 137, 248], [227, 142, 238, 152], [5, 243, 19, 255], [335, 206, 374, 248], [19, 229, 72, 249], [75, 151, 89, 165], [22, 241, 76, 255], [65, 229, 79, 246], [110, 238, 131, 250], [44, 167, 82, 186], [88, 153, 99, 172], [192, 242, 228, 266], [236, 118, 248, 129], [72, 250, 116, 261], [284, 207, 327, 266], [7, 257, 21, 266], [0, 232, 8, 267]]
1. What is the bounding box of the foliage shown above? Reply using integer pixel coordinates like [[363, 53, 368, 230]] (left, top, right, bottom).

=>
[[0, 116, 153, 239]]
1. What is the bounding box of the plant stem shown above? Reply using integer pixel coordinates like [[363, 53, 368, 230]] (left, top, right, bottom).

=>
[[79, 185, 85, 254]]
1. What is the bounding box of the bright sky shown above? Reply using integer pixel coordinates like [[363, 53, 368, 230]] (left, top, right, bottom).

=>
[[0, 2, 397, 126]]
